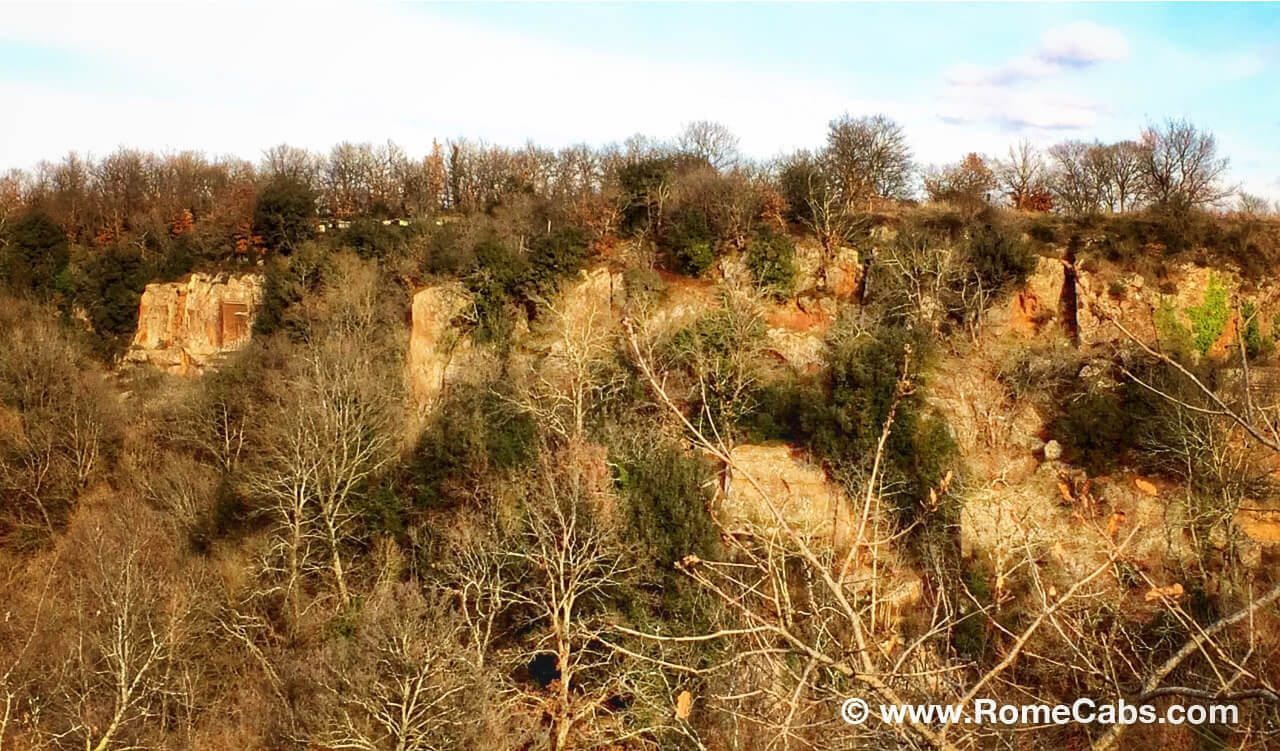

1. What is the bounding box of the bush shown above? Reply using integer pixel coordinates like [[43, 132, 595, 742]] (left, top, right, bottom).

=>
[[965, 220, 1036, 293], [669, 302, 767, 439], [339, 218, 404, 260], [253, 176, 316, 253], [745, 227, 797, 298], [522, 226, 590, 300], [406, 387, 537, 509], [616, 440, 719, 621], [80, 246, 151, 358], [1029, 220, 1057, 244], [3, 209, 69, 298], [1240, 300, 1275, 361], [1153, 298, 1195, 362], [663, 207, 715, 276], [744, 323, 955, 522], [1185, 273, 1229, 356], [253, 242, 329, 337]]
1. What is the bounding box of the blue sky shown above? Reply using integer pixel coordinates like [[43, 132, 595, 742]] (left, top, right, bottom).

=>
[[2, 2, 1277, 201]]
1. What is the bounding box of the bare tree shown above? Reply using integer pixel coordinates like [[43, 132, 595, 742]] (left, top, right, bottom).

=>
[[504, 286, 625, 446], [678, 121, 741, 171], [997, 140, 1049, 211], [1137, 119, 1235, 210], [923, 153, 996, 214], [244, 338, 398, 617], [48, 521, 190, 751], [1047, 140, 1104, 215], [502, 478, 632, 751], [1092, 140, 1144, 212], [825, 114, 913, 203], [318, 582, 470, 751]]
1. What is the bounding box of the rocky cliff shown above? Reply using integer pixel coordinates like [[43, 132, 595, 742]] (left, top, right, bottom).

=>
[[125, 273, 264, 375]]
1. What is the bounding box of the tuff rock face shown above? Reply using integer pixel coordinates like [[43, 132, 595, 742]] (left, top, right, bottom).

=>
[[721, 443, 853, 542], [407, 282, 497, 412], [125, 273, 264, 375]]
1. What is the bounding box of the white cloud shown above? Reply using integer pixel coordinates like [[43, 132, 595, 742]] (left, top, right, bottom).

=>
[[1038, 21, 1130, 67], [943, 21, 1129, 87], [937, 21, 1129, 132]]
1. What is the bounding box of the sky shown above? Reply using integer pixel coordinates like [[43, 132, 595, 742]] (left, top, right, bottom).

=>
[[2, 2, 1278, 202]]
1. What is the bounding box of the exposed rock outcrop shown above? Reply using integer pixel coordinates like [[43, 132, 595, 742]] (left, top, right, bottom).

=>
[[407, 283, 498, 413], [125, 273, 263, 375], [721, 443, 853, 542]]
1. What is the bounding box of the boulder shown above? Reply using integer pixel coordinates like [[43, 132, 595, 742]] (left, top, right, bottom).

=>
[[125, 273, 263, 375]]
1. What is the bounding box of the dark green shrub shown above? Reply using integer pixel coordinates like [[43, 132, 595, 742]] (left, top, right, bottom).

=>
[[617, 154, 709, 237], [253, 243, 328, 337], [663, 207, 715, 276], [407, 387, 537, 509], [1240, 299, 1274, 361], [965, 220, 1035, 293], [1029, 220, 1057, 244], [158, 235, 198, 280], [745, 227, 797, 298], [622, 267, 666, 305], [794, 324, 954, 521], [340, 218, 403, 260], [421, 222, 473, 277], [253, 176, 316, 253], [1050, 379, 1157, 475], [3, 209, 69, 298], [81, 246, 151, 358], [616, 441, 719, 621], [522, 226, 590, 300]]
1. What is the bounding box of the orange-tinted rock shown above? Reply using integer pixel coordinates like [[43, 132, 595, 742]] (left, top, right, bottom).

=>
[[126, 273, 264, 375]]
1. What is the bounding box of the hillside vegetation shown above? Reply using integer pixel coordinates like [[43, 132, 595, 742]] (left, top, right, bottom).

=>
[[1, 117, 1279, 750]]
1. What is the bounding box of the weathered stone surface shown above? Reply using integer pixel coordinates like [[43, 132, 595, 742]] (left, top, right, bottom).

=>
[[407, 283, 497, 411], [721, 443, 852, 542], [125, 273, 263, 375], [1005, 256, 1067, 337]]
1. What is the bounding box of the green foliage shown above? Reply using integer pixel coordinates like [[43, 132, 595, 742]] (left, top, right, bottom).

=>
[[339, 218, 404, 260], [745, 227, 797, 298], [617, 154, 709, 237], [621, 267, 666, 305], [1153, 297, 1195, 362], [663, 207, 715, 276], [80, 246, 151, 358], [253, 242, 328, 337], [617, 442, 718, 571], [964, 220, 1036, 293], [1239, 299, 1274, 361], [253, 176, 316, 253], [812, 326, 953, 516], [522, 226, 590, 299], [1051, 383, 1154, 475], [1028, 220, 1057, 244], [616, 440, 720, 624], [457, 227, 590, 345], [742, 323, 955, 522], [3, 209, 69, 298], [670, 302, 767, 439], [1181, 273, 1230, 357], [407, 387, 537, 509]]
